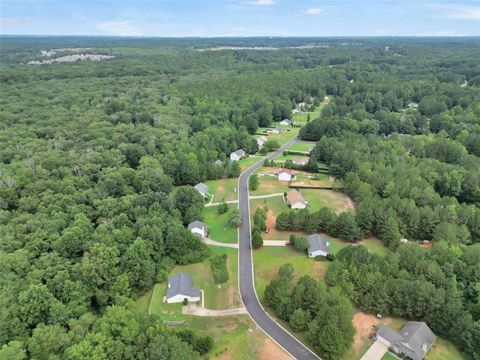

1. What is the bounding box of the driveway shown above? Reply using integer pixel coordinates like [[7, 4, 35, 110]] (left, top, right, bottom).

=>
[[237, 136, 320, 360], [360, 340, 389, 360]]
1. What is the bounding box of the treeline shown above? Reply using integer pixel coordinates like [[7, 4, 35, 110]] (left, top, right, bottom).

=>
[[265, 264, 354, 359], [326, 245, 480, 359]]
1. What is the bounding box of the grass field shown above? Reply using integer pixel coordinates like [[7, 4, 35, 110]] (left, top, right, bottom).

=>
[[202, 206, 238, 244], [249, 174, 290, 196], [291, 103, 324, 123], [287, 141, 316, 153], [250, 195, 287, 219], [359, 238, 390, 256], [258, 127, 300, 146], [301, 189, 354, 213], [206, 178, 238, 202], [426, 338, 466, 360], [253, 246, 330, 300], [142, 246, 241, 321], [238, 156, 263, 171]]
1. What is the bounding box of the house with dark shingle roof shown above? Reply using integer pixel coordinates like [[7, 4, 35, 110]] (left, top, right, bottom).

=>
[[376, 321, 436, 360], [188, 220, 208, 238], [194, 183, 209, 197], [166, 273, 201, 304], [307, 234, 330, 257]]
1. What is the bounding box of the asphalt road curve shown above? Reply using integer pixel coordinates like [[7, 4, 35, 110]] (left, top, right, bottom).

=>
[[237, 136, 320, 360]]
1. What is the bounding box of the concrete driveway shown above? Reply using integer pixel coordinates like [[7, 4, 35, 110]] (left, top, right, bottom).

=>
[[360, 340, 389, 360]]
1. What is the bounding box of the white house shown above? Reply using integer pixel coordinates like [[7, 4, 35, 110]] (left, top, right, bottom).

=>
[[188, 220, 208, 238], [277, 169, 294, 182], [307, 234, 330, 258], [286, 189, 307, 209], [230, 149, 246, 161], [280, 118, 293, 126], [257, 136, 267, 149], [271, 127, 284, 134], [165, 273, 201, 304], [292, 109, 301, 115], [194, 183, 209, 197]]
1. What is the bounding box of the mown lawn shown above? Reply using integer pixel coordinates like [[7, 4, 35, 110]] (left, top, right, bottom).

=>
[[206, 178, 238, 202], [202, 206, 238, 244], [249, 174, 290, 196], [301, 189, 354, 213], [426, 338, 466, 360], [253, 246, 330, 300], [238, 156, 263, 171], [250, 195, 287, 219], [291, 104, 324, 123], [287, 141, 316, 153], [381, 353, 398, 360], [359, 238, 390, 256], [259, 126, 300, 146]]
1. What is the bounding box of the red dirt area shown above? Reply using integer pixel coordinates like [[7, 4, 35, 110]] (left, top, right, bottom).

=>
[[265, 210, 276, 230], [352, 311, 380, 353], [346, 197, 355, 210], [421, 242, 433, 249], [259, 338, 292, 360]]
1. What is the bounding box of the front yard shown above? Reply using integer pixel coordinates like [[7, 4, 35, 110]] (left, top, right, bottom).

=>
[[206, 178, 238, 202], [202, 206, 238, 244]]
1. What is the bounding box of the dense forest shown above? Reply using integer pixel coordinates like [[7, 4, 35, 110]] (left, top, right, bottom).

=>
[[1, 36, 479, 358]]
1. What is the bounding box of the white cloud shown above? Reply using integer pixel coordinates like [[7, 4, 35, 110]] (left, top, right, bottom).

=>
[[245, 0, 276, 6], [432, 4, 480, 21], [96, 20, 143, 36], [303, 7, 323, 15]]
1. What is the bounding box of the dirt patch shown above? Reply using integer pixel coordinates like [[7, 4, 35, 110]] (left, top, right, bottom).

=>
[[312, 261, 328, 279], [265, 210, 276, 230], [259, 337, 292, 360], [352, 311, 379, 353], [421, 242, 433, 249], [346, 196, 355, 210], [217, 183, 225, 193], [218, 352, 234, 360]]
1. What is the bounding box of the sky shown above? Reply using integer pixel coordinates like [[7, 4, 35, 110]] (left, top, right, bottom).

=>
[[1, 0, 480, 37]]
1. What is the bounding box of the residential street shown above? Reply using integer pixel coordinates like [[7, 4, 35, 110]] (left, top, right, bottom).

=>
[[237, 136, 320, 360]]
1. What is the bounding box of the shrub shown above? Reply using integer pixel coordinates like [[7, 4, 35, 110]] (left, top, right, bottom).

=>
[[252, 227, 264, 249]]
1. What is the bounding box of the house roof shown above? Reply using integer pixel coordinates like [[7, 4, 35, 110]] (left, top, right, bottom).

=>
[[378, 322, 436, 360], [188, 220, 208, 233], [277, 168, 293, 176], [287, 189, 306, 206], [214, 159, 223, 166], [307, 234, 330, 254], [232, 149, 245, 157], [257, 135, 267, 143], [293, 157, 309, 165], [194, 183, 208, 195], [282, 118, 292, 124], [275, 127, 284, 132], [166, 272, 201, 299]]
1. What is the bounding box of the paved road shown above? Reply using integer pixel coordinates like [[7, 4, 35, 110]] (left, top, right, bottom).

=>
[[237, 136, 320, 360]]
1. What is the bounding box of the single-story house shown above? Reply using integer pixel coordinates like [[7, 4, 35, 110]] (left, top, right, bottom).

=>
[[297, 102, 306, 109], [376, 321, 436, 360], [271, 127, 284, 135], [293, 157, 309, 166], [280, 118, 293, 126], [307, 234, 330, 257], [277, 169, 294, 182], [188, 220, 208, 238], [230, 149, 246, 161], [292, 109, 301, 115], [166, 272, 201, 304], [286, 189, 307, 209], [257, 135, 267, 149], [214, 159, 223, 166], [194, 183, 209, 197]]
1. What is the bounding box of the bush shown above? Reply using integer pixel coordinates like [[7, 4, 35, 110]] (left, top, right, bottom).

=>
[[293, 236, 309, 251], [217, 200, 228, 214], [228, 208, 242, 228], [254, 207, 267, 231], [210, 254, 229, 283], [183, 298, 189, 305], [252, 227, 264, 249], [249, 174, 259, 191]]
